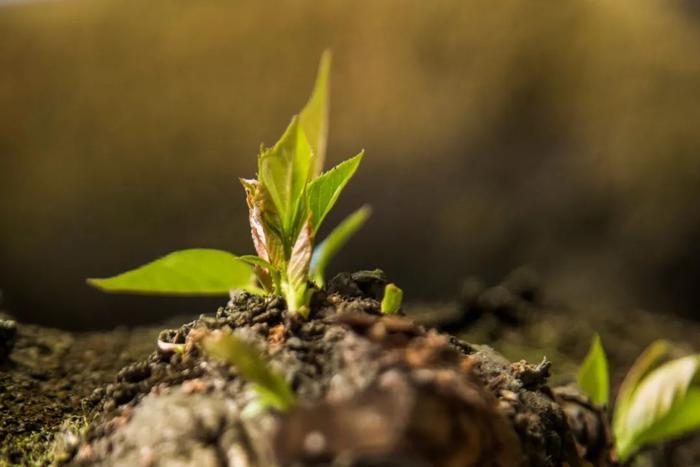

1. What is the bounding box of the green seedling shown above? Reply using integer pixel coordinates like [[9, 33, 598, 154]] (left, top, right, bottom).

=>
[[202, 330, 296, 413], [380, 283, 403, 314], [578, 335, 700, 462], [88, 51, 370, 318], [577, 333, 609, 406]]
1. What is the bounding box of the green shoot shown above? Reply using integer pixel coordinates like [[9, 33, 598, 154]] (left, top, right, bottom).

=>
[[87, 51, 369, 318], [577, 336, 700, 462], [380, 283, 403, 314], [201, 330, 296, 412], [577, 333, 609, 406]]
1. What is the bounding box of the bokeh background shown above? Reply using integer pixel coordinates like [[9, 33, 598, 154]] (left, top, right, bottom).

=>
[[2, 0, 700, 330]]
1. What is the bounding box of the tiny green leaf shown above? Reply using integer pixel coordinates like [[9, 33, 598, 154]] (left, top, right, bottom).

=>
[[310, 205, 371, 287], [381, 283, 403, 315], [87, 249, 254, 295], [307, 151, 364, 233], [615, 355, 700, 461], [577, 334, 609, 406], [300, 50, 331, 177], [202, 331, 296, 412], [258, 117, 313, 237]]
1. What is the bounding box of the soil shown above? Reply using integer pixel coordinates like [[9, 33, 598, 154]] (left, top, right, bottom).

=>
[[0, 313, 160, 465], [0, 269, 697, 466]]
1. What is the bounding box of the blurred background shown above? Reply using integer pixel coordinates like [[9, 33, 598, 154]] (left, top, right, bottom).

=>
[[1, 0, 700, 330]]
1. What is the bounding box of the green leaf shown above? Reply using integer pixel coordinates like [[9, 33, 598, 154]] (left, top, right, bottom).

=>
[[307, 151, 364, 233], [87, 249, 254, 295], [381, 283, 403, 315], [639, 387, 700, 445], [300, 50, 331, 177], [615, 355, 700, 461], [577, 334, 609, 406], [202, 331, 296, 412], [310, 205, 371, 287], [258, 117, 313, 237], [614, 340, 669, 439]]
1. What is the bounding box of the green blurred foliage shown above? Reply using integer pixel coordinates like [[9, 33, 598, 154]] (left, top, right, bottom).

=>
[[1, 0, 700, 328]]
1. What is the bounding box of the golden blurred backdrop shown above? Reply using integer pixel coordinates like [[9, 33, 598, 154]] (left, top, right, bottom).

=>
[[1, 0, 700, 328]]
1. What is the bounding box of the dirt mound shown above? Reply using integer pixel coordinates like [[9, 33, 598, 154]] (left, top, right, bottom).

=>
[[40, 272, 608, 466]]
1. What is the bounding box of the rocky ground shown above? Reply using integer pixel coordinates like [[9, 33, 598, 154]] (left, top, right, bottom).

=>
[[0, 269, 698, 466]]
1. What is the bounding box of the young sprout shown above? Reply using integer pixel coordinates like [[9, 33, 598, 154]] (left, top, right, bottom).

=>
[[201, 330, 296, 413], [87, 51, 369, 318], [578, 335, 700, 462], [577, 333, 609, 406], [380, 283, 403, 315]]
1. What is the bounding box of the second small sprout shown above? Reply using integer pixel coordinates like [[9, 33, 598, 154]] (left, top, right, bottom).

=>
[[381, 283, 403, 315]]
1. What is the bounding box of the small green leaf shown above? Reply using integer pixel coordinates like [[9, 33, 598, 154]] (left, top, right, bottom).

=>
[[258, 117, 313, 237], [202, 331, 296, 412], [615, 355, 700, 461], [300, 50, 331, 177], [577, 334, 609, 406], [310, 205, 371, 287], [307, 151, 364, 233], [87, 249, 254, 295], [614, 340, 669, 439], [381, 283, 403, 315]]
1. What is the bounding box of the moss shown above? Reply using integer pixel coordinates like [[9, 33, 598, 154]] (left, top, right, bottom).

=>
[[0, 415, 89, 466]]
